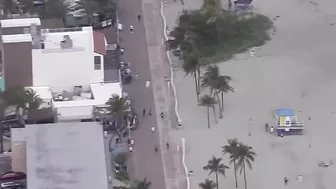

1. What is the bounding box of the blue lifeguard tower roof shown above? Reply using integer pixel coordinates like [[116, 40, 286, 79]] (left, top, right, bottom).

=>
[[275, 109, 294, 116]]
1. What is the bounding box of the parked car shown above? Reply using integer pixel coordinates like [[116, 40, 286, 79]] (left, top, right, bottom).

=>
[[0, 181, 25, 189], [0, 172, 26, 181]]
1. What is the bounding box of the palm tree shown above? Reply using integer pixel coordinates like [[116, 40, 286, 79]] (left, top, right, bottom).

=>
[[183, 55, 203, 101], [166, 11, 208, 101], [217, 75, 234, 112], [18, 0, 35, 15], [0, 86, 42, 153], [114, 153, 127, 166], [133, 177, 151, 189], [0, 0, 18, 18], [236, 143, 257, 189], [222, 138, 240, 188], [168, 26, 204, 101], [105, 95, 130, 139], [228, 0, 232, 11], [37, 0, 68, 19], [77, 0, 100, 24], [203, 156, 229, 189], [201, 0, 223, 42], [198, 95, 217, 128], [202, 65, 233, 118], [94, 0, 117, 20], [115, 171, 130, 182], [1, 86, 42, 111], [199, 179, 217, 189], [201, 65, 221, 118]]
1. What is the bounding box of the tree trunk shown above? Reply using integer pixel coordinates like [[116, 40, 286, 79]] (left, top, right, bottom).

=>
[[233, 160, 238, 188], [215, 172, 219, 189], [221, 91, 224, 112], [194, 74, 199, 101], [197, 66, 201, 96], [243, 161, 247, 189], [212, 106, 218, 124], [216, 92, 223, 119], [228, 0, 232, 11], [207, 107, 210, 129], [0, 136, 3, 153], [216, 21, 221, 44]]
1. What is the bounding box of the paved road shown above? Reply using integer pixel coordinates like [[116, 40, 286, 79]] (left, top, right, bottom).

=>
[[115, 0, 184, 189]]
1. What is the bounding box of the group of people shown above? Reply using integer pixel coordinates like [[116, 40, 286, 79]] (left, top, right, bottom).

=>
[[264, 123, 274, 132], [143, 108, 165, 119], [142, 108, 169, 152], [128, 15, 142, 33], [265, 123, 285, 137], [284, 175, 303, 185]]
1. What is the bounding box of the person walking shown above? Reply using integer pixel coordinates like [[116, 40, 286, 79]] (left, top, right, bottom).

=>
[[137, 15, 141, 22], [142, 108, 146, 117], [130, 25, 134, 32], [155, 145, 158, 152], [166, 142, 170, 149], [148, 108, 152, 116], [160, 112, 164, 119], [151, 126, 155, 132], [265, 122, 269, 132], [284, 177, 288, 185]]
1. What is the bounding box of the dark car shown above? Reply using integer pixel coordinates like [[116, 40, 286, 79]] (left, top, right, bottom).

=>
[[0, 181, 25, 189], [0, 172, 26, 181]]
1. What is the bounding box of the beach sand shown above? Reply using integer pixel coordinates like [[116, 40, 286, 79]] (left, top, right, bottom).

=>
[[163, 0, 336, 189]]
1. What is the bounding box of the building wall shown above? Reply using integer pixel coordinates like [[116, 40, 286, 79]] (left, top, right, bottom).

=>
[[11, 141, 27, 173], [2, 42, 33, 89], [93, 52, 104, 83], [56, 106, 93, 122], [32, 50, 103, 92], [32, 27, 104, 92]]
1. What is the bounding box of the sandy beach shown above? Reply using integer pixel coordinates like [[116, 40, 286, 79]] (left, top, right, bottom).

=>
[[164, 0, 336, 189]]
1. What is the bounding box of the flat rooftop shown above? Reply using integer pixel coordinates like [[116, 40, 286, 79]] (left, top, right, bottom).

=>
[[41, 27, 92, 50], [24, 122, 108, 189], [0, 18, 41, 28], [29, 83, 122, 121]]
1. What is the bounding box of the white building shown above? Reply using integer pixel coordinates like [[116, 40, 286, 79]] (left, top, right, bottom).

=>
[[10, 122, 109, 189], [28, 82, 123, 122], [1, 18, 121, 123], [1, 18, 109, 91], [32, 27, 106, 92]]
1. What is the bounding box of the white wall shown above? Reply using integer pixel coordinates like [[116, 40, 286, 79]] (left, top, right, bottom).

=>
[[93, 52, 104, 83], [32, 50, 101, 92], [32, 27, 104, 92], [56, 106, 93, 122]]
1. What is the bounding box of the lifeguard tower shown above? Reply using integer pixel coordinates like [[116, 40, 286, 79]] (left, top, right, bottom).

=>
[[275, 109, 304, 136]]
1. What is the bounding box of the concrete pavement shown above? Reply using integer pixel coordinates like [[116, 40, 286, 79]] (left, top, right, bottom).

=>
[[115, 0, 185, 189]]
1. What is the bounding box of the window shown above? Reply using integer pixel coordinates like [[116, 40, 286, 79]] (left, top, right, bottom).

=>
[[94, 56, 101, 70]]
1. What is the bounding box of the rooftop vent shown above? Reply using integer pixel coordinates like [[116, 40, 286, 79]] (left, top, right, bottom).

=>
[[60, 35, 73, 49]]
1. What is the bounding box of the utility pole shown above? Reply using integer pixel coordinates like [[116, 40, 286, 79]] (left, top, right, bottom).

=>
[[0, 121, 4, 153]]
